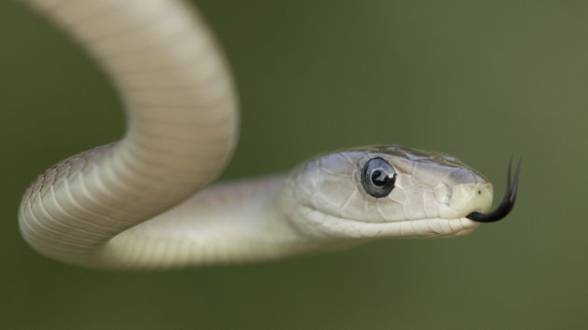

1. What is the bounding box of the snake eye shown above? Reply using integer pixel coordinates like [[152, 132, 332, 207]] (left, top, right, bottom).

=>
[[361, 157, 396, 198]]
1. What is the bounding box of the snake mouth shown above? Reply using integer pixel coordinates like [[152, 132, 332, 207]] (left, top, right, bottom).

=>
[[466, 158, 521, 223]]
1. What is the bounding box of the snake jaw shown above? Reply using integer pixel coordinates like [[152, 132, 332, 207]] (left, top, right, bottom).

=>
[[466, 158, 521, 223]]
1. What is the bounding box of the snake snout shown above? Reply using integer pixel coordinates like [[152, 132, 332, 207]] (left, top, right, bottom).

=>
[[466, 159, 521, 223], [441, 182, 493, 220], [467, 182, 494, 214]]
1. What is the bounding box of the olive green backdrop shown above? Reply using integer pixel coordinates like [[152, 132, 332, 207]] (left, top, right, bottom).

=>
[[1, 0, 586, 329]]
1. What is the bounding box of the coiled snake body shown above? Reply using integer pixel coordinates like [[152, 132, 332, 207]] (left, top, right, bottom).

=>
[[18, 0, 519, 269]]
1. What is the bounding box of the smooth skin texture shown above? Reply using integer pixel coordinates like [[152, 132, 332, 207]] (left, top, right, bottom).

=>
[[19, 0, 495, 269]]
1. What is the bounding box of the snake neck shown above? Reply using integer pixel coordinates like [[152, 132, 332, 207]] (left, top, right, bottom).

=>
[[97, 175, 321, 268]]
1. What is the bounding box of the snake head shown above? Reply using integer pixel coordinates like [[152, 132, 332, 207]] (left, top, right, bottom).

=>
[[280, 145, 516, 240]]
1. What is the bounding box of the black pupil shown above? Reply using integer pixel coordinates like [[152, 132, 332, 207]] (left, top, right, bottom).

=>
[[371, 169, 389, 186]]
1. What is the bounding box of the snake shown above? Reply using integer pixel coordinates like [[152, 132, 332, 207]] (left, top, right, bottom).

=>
[[17, 0, 520, 269]]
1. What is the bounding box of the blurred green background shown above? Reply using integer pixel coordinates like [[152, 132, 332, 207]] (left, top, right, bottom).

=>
[[1, 0, 587, 329]]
